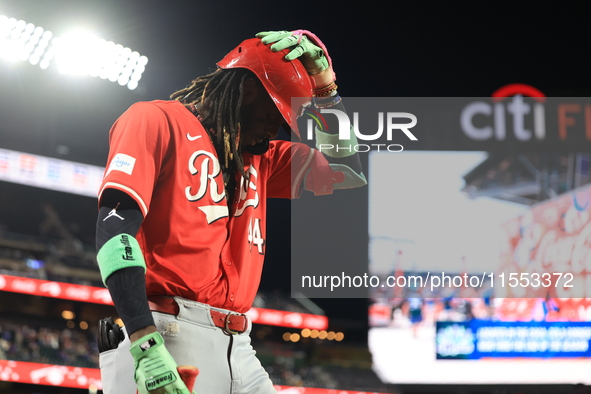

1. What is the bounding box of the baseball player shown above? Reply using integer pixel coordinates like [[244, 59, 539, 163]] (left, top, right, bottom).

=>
[[95, 30, 366, 394]]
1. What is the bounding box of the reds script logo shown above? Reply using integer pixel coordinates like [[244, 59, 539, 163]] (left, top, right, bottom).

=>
[[185, 150, 228, 224], [234, 165, 259, 217]]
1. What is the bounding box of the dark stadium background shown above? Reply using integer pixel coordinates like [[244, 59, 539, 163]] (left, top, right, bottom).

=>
[[1, 1, 591, 393]]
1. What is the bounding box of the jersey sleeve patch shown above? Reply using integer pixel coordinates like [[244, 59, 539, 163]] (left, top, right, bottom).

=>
[[106, 153, 137, 176]]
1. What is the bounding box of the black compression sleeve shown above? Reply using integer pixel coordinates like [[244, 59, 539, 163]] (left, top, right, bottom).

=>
[[96, 189, 143, 251], [97, 188, 154, 336], [105, 266, 155, 336], [96, 205, 143, 251]]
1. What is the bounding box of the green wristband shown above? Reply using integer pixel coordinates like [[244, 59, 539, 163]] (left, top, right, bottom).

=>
[[97, 233, 146, 285]]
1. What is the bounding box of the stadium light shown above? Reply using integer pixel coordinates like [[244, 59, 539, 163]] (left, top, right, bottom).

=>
[[61, 310, 75, 320], [0, 15, 148, 90]]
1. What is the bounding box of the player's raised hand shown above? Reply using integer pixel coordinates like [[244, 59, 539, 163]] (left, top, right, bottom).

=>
[[130, 331, 197, 394], [256, 30, 332, 77]]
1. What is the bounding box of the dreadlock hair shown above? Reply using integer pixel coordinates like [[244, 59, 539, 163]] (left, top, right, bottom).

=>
[[170, 68, 254, 187]]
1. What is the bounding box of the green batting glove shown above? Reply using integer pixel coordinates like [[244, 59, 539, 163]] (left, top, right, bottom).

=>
[[256, 30, 329, 75], [130, 331, 194, 394]]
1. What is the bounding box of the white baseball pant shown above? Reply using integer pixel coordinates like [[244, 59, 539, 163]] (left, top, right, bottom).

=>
[[99, 297, 277, 394]]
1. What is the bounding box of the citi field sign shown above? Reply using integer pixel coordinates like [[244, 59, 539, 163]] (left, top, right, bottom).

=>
[[461, 83, 591, 145]]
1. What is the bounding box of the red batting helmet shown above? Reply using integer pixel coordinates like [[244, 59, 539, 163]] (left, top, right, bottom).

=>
[[216, 37, 314, 140]]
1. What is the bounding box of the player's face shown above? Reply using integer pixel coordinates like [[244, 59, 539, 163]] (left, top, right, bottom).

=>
[[239, 78, 284, 154]]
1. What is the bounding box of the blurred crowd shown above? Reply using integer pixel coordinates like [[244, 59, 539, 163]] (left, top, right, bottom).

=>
[[369, 276, 583, 331], [265, 362, 336, 388], [0, 318, 99, 368], [0, 233, 101, 287]]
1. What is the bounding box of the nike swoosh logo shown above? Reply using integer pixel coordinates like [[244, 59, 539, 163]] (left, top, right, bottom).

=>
[[186, 133, 202, 141]]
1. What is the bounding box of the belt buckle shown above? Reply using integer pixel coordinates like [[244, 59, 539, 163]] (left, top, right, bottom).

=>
[[223, 312, 246, 335]]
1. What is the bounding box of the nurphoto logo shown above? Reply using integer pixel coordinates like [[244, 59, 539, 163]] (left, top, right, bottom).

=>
[[305, 108, 418, 152]]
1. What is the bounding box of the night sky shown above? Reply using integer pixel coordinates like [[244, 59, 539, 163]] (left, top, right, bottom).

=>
[[1, 0, 591, 336], [1, 1, 590, 162]]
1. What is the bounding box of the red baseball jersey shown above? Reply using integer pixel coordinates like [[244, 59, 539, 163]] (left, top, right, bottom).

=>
[[99, 100, 316, 312]]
